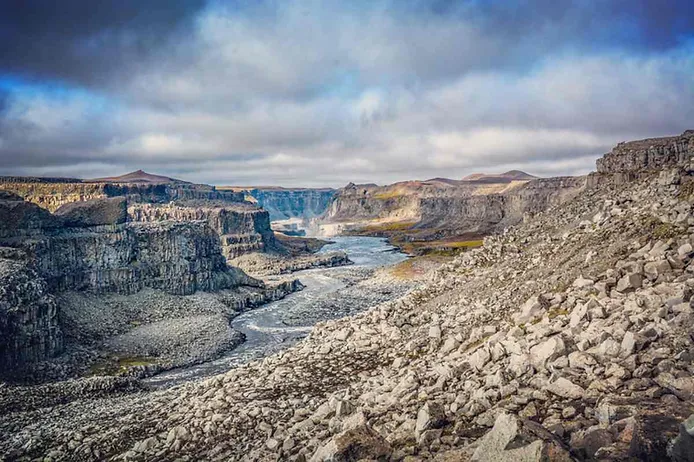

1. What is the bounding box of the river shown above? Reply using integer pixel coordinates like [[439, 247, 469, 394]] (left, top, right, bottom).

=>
[[145, 236, 408, 388]]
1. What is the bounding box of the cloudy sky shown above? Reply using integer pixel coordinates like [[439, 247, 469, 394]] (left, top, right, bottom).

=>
[[0, 1, 692, 187]]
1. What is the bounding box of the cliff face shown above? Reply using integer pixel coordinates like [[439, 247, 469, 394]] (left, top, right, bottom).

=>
[[128, 202, 277, 260], [0, 194, 262, 373], [596, 130, 694, 174], [417, 176, 587, 234], [26, 222, 258, 296], [0, 248, 62, 374], [321, 175, 586, 240], [0, 176, 245, 212], [243, 188, 336, 221]]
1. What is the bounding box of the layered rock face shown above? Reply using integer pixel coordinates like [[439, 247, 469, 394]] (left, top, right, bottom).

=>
[[128, 202, 277, 260], [321, 175, 586, 239], [28, 222, 257, 295], [0, 194, 262, 375], [242, 187, 336, 221], [0, 194, 256, 296], [596, 130, 694, 174], [0, 248, 62, 374], [0, 173, 244, 212], [417, 176, 587, 235]]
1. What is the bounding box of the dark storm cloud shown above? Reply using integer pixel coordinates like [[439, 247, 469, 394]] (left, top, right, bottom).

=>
[[0, 0, 207, 87]]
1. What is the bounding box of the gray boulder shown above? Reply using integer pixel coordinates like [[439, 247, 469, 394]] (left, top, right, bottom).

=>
[[471, 413, 572, 462]]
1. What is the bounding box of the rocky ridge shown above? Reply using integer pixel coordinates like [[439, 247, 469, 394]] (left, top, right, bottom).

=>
[[2, 133, 694, 460], [0, 171, 244, 212]]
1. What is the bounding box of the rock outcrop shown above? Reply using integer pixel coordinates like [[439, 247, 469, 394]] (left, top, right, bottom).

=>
[[128, 201, 277, 261], [0, 248, 62, 375], [596, 130, 694, 174]]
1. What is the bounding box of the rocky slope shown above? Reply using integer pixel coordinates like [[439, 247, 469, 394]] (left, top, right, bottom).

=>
[[2, 132, 694, 460]]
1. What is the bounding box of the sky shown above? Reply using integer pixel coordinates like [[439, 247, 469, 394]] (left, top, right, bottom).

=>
[[0, 0, 693, 187]]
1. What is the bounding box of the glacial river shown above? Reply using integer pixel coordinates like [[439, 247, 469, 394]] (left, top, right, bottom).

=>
[[145, 236, 407, 388]]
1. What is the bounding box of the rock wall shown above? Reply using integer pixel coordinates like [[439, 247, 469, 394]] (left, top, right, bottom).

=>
[[0, 248, 62, 375], [28, 222, 259, 295], [0, 178, 245, 212], [596, 130, 694, 174], [245, 188, 336, 221], [323, 183, 420, 224], [128, 202, 277, 260], [418, 176, 587, 234], [322, 177, 586, 238]]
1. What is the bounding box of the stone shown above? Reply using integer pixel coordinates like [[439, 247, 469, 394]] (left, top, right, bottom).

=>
[[569, 303, 588, 328], [471, 413, 572, 462], [468, 346, 491, 371], [415, 402, 446, 438], [513, 296, 549, 324], [655, 373, 694, 401], [568, 351, 597, 369], [570, 428, 614, 459], [670, 414, 694, 462], [573, 277, 594, 289], [266, 438, 280, 451], [620, 332, 636, 357], [678, 243, 693, 259], [132, 437, 158, 453], [529, 336, 566, 370], [429, 324, 442, 339], [310, 426, 391, 462], [166, 426, 190, 444], [644, 260, 671, 281], [616, 273, 643, 293], [546, 378, 585, 399]]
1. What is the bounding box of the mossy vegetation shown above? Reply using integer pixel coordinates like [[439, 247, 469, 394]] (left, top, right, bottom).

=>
[[644, 215, 681, 240], [397, 239, 484, 256], [372, 190, 406, 200], [547, 307, 569, 319], [389, 255, 451, 279], [89, 355, 155, 376], [361, 220, 418, 233]]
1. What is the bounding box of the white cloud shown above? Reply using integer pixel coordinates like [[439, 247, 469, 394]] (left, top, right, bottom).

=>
[[1, 2, 693, 186]]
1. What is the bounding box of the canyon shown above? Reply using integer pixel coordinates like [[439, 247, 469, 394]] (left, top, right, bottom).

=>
[[1, 131, 694, 461]]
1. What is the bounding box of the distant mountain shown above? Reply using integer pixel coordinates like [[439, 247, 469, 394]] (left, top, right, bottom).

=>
[[461, 170, 538, 183], [86, 170, 189, 185]]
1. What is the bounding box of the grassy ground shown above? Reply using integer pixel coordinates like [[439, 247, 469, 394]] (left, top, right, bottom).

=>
[[89, 356, 155, 376], [389, 255, 453, 279], [372, 190, 406, 200], [391, 237, 483, 257]]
